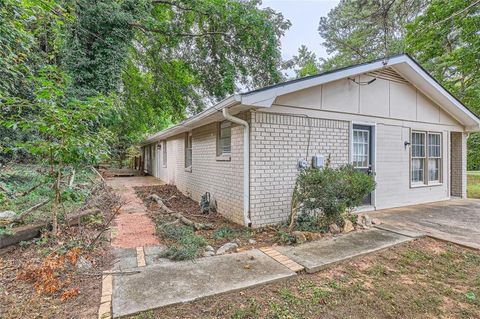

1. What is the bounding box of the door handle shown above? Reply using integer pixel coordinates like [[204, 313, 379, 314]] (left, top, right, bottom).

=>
[[367, 165, 373, 176]]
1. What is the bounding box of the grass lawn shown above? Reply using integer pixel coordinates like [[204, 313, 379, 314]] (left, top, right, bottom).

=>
[[129, 238, 480, 319], [468, 171, 480, 199]]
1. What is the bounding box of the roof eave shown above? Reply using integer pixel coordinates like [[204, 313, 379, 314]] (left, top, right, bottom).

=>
[[140, 95, 242, 145]]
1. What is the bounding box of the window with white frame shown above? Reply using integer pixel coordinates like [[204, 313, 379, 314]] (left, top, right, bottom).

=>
[[185, 133, 192, 169], [352, 129, 370, 168], [217, 121, 231, 156], [428, 133, 441, 182], [411, 131, 442, 185], [162, 140, 167, 167]]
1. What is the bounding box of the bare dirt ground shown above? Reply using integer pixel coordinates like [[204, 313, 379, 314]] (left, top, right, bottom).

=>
[[0, 187, 118, 319], [128, 237, 480, 319]]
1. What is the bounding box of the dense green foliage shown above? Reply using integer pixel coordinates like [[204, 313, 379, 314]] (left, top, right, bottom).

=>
[[2, 67, 113, 166], [314, 0, 480, 170], [0, 0, 290, 165], [292, 165, 376, 221]]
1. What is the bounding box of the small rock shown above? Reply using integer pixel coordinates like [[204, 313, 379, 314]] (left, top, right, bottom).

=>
[[363, 215, 372, 227], [205, 245, 215, 252], [372, 218, 382, 225], [203, 251, 215, 257], [146, 194, 162, 202], [243, 263, 251, 269], [292, 231, 307, 244], [329, 224, 341, 235], [0, 211, 16, 221], [304, 232, 322, 241], [216, 242, 238, 255], [248, 239, 257, 244], [75, 256, 92, 270], [343, 219, 354, 233], [234, 238, 242, 246]]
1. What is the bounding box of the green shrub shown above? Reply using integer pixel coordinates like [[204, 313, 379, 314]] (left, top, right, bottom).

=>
[[295, 213, 328, 232], [291, 164, 375, 225]]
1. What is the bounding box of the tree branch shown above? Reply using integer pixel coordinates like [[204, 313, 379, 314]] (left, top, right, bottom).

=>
[[151, 0, 208, 15], [131, 23, 230, 38]]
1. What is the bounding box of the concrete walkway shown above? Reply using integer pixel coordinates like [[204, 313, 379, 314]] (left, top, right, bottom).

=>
[[370, 199, 480, 249], [112, 249, 296, 318], [110, 228, 415, 317], [277, 228, 414, 273]]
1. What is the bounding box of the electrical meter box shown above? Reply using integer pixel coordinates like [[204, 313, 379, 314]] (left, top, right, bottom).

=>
[[312, 155, 324, 169]]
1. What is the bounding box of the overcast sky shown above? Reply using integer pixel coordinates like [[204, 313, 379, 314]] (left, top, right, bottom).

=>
[[260, 0, 340, 60]]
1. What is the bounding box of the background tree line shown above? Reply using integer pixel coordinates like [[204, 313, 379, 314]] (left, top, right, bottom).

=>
[[1, 0, 479, 169]]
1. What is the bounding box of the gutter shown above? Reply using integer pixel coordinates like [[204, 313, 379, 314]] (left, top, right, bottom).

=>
[[222, 107, 251, 227]]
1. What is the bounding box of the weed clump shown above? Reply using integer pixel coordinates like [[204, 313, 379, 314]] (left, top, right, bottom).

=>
[[160, 224, 207, 261]]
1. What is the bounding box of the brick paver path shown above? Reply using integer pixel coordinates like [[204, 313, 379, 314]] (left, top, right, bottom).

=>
[[107, 176, 163, 248]]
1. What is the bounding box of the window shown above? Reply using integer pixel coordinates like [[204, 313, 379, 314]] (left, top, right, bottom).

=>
[[217, 121, 231, 156], [162, 140, 167, 167], [411, 132, 425, 183], [353, 129, 369, 168], [185, 133, 192, 169], [411, 131, 442, 185], [428, 133, 441, 182]]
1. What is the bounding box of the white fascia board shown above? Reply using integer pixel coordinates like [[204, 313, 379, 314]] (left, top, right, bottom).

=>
[[141, 95, 241, 145]]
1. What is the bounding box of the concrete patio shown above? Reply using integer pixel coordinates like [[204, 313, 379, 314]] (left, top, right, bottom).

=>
[[370, 199, 480, 249]]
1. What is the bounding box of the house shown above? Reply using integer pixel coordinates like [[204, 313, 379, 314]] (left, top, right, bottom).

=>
[[140, 54, 480, 228]]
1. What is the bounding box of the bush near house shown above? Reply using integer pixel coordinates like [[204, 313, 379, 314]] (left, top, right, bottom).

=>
[[290, 164, 376, 229]]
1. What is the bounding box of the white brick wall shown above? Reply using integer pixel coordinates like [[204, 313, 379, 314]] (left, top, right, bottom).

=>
[[249, 111, 350, 227], [157, 118, 247, 225], [451, 132, 467, 198]]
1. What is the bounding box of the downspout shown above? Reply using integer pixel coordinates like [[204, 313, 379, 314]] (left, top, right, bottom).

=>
[[222, 107, 251, 227]]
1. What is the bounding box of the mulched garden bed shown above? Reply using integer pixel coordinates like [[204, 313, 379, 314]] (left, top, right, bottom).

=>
[[135, 185, 283, 251], [134, 184, 360, 259]]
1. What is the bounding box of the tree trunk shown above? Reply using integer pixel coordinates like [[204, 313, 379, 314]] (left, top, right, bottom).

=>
[[52, 164, 62, 235]]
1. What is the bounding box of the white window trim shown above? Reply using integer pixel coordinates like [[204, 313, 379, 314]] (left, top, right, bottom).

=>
[[352, 129, 370, 169], [162, 140, 167, 168], [410, 130, 443, 187], [185, 132, 192, 171], [216, 121, 232, 160]]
